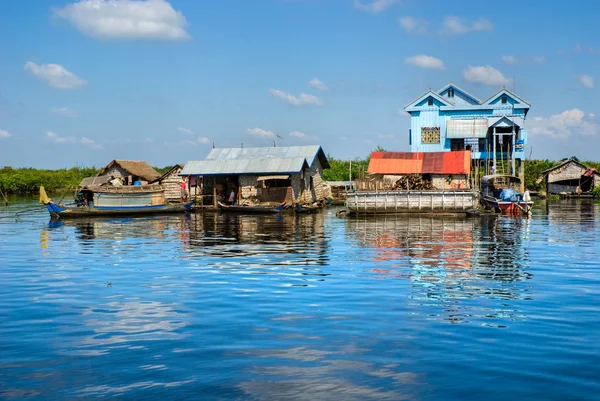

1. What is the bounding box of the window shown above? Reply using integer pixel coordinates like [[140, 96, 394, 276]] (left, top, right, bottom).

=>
[[448, 88, 454, 98], [501, 96, 507, 104], [421, 127, 440, 144], [427, 98, 433, 106]]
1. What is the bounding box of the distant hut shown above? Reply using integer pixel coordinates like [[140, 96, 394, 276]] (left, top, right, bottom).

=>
[[536, 159, 600, 197], [362, 150, 472, 190], [181, 145, 330, 206], [98, 160, 161, 185], [151, 164, 185, 202]]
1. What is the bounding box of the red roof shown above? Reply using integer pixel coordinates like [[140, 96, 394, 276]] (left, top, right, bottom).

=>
[[368, 151, 471, 175]]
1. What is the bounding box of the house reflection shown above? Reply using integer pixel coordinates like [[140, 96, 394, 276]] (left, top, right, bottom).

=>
[[546, 198, 596, 232], [182, 212, 330, 267], [345, 214, 532, 325]]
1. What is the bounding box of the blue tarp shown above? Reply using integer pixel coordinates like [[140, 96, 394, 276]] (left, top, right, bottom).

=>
[[500, 188, 516, 201]]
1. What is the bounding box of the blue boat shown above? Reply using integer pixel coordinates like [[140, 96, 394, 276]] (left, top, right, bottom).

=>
[[40, 185, 194, 219]]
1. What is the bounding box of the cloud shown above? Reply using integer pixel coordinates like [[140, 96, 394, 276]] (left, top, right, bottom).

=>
[[269, 89, 323, 106], [53, 107, 78, 117], [308, 78, 328, 91], [377, 134, 394, 139], [177, 126, 193, 135], [353, 0, 397, 13], [579, 75, 594, 89], [463, 65, 511, 86], [47, 131, 102, 148], [529, 109, 598, 139], [574, 44, 582, 53], [398, 16, 428, 34], [501, 55, 518, 64], [531, 56, 546, 63], [0, 129, 11, 138], [24, 61, 86, 89], [589, 113, 596, 118], [197, 136, 211, 144], [247, 127, 276, 139], [289, 130, 306, 138], [440, 16, 493, 35], [142, 137, 154, 143], [404, 54, 445, 70], [53, 0, 189, 41]]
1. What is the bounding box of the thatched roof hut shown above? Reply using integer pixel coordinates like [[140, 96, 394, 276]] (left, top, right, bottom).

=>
[[98, 160, 161, 185]]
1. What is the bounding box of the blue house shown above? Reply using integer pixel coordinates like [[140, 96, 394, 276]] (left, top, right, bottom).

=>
[[404, 83, 531, 178]]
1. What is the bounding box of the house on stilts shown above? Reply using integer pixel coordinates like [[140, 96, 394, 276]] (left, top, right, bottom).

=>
[[536, 158, 600, 197], [180, 145, 330, 207]]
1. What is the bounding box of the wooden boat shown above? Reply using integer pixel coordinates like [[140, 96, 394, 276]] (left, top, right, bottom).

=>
[[347, 190, 477, 215], [40, 185, 194, 219], [295, 204, 321, 214], [217, 201, 285, 214], [479, 175, 533, 214]]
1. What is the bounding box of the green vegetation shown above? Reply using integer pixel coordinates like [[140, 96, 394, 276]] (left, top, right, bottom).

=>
[[593, 185, 600, 199], [1, 157, 599, 195]]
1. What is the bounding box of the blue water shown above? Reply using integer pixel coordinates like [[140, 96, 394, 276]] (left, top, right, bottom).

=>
[[1, 198, 599, 400]]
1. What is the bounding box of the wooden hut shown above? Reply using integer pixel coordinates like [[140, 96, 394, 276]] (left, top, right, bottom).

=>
[[180, 145, 330, 206], [536, 159, 600, 197], [98, 160, 161, 185], [151, 164, 185, 202]]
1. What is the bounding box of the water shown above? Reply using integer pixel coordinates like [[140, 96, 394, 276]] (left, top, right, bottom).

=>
[[1, 198, 599, 400]]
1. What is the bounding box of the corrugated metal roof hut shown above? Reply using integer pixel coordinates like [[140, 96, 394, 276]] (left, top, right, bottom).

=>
[[98, 160, 161, 185], [536, 159, 600, 196], [364, 150, 472, 190], [180, 145, 330, 206], [151, 164, 185, 202]]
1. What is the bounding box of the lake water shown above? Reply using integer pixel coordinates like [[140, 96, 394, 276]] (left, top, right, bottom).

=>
[[1, 198, 599, 400]]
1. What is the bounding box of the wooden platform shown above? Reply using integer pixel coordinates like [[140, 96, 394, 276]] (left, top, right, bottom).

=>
[[347, 190, 477, 215]]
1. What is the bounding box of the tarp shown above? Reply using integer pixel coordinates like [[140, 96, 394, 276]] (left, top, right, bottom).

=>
[[447, 119, 489, 138]]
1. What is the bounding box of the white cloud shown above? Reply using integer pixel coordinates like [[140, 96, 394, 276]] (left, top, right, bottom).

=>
[[398, 16, 428, 34], [397, 108, 409, 116], [463, 65, 511, 86], [0, 129, 11, 138], [53, 0, 189, 41], [529, 108, 598, 139], [531, 56, 546, 63], [24, 61, 86, 89], [53, 107, 78, 117], [308, 78, 328, 91], [353, 0, 397, 13], [574, 44, 582, 53], [177, 126, 193, 135], [589, 113, 596, 118], [440, 16, 493, 35], [198, 136, 211, 144], [404, 54, 445, 70], [579, 75, 594, 89], [502, 55, 518, 64], [47, 131, 102, 148], [142, 137, 154, 143], [289, 130, 306, 138], [247, 127, 276, 139], [269, 88, 323, 106]]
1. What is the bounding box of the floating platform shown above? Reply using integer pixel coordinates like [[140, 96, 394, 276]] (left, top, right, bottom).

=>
[[346, 190, 477, 215]]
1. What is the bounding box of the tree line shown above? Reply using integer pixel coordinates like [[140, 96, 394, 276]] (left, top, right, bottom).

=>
[[1, 158, 599, 196]]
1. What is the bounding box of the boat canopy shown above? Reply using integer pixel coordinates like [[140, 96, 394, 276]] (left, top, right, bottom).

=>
[[481, 175, 522, 184]]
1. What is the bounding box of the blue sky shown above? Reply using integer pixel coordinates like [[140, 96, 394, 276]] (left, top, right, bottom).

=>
[[0, 0, 598, 168]]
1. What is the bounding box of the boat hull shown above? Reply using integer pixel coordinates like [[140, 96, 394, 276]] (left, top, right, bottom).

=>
[[217, 202, 285, 214], [347, 190, 477, 215], [480, 195, 533, 213], [45, 201, 194, 219]]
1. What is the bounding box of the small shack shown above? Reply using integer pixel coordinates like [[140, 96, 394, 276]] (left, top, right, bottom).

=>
[[98, 160, 161, 185], [151, 164, 185, 202], [360, 150, 472, 190], [180, 145, 330, 206], [537, 159, 600, 197]]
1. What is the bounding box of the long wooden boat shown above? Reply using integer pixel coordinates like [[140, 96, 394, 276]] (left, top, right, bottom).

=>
[[40, 186, 194, 219], [217, 201, 285, 214], [295, 204, 321, 214], [347, 190, 477, 215], [480, 175, 533, 214]]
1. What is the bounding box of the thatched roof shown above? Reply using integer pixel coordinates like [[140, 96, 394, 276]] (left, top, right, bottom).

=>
[[79, 175, 113, 188], [99, 160, 161, 182]]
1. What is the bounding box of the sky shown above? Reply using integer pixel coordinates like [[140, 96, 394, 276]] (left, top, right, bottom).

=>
[[0, 0, 599, 169]]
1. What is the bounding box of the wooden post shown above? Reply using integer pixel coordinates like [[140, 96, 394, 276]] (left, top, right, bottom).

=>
[[213, 177, 217, 207]]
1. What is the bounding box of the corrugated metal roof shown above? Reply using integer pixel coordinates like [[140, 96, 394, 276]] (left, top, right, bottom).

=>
[[368, 151, 471, 175], [181, 145, 330, 176]]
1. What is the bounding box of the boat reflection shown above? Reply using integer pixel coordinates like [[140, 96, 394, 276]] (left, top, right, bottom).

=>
[[345, 214, 532, 325]]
